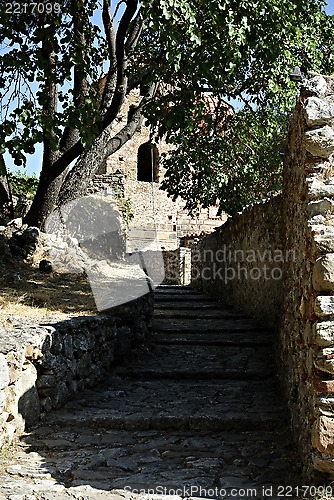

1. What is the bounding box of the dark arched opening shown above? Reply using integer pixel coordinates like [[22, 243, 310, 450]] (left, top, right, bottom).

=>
[[137, 143, 159, 182]]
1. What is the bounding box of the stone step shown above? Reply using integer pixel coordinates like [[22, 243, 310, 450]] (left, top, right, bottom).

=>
[[0, 285, 299, 498], [154, 293, 217, 302], [153, 317, 269, 333], [155, 285, 193, 291], [116, 344, 275, 380], [18, 425, 294, 492], [154, 291, 203, 298], [154, 300, 222, 309], [33, 378, 287, 435], [153, 308, 242, 319], [154, 331, 273, 346]]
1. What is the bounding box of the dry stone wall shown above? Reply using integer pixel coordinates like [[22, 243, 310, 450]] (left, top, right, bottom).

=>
[[190, 194, 285, 327], [190, 75, 334, 478], [281, 76, 334, 478], [0, 293, 153, 449]]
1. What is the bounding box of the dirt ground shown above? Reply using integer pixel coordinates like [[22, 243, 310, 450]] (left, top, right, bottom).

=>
[[0, 259, 98, 328]]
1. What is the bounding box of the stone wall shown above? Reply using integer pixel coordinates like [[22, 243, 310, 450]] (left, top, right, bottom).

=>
[[280, 76, 334, 478], [162, 248, 191, 285], [191, 194, 285, 327], [0, 293, 153, 449], [190, 75, 334, 478]]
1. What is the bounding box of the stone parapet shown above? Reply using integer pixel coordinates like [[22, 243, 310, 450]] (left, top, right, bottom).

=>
[[0, 293, 153, 449]]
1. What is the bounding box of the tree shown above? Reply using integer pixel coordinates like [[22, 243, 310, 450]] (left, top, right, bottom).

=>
[[0, 0, 333, 226]]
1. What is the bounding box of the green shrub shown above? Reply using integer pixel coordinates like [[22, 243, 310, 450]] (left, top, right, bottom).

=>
[[7, 170, 39, 197]]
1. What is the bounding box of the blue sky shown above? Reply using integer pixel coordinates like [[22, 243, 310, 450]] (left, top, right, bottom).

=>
[[4, 0, 334, 177], [327, 0, 334, 14]]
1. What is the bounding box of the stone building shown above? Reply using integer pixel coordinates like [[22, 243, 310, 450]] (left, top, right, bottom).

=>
[[93, 86, 228, 252]]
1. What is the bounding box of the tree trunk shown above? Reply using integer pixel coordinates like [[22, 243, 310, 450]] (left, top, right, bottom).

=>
[[0, 155, 13, 218], [23, 168, 67, 228], [57, 84, 157, 207]]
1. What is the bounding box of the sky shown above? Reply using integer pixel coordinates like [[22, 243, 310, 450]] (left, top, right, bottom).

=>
[[4, 0, 334, 177]]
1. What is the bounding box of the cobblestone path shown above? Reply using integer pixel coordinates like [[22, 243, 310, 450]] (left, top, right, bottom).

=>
[[0, 285, 301, 500]]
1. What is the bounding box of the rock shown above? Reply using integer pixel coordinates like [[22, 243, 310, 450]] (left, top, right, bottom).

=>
[[39, 259, 53, 273], [0, 354, 9, 390], [19, 227, 40, 245], [314, 379, 334, 393], [15, 363, 40, 428], [313, 226, 334, 252], [304, 97, 334, 127], [9, 245, 26, 258], [22, 243, 37, 257], [5, 273, 22, 285], [6, 218, 22, 229], [315, 347, 334, 374], [309, 198, 334, 217], [307, 177, 334, 199], [313, 254, 334, 291], [313, 320, 334, 346], [315, 297, 334, 317], [312, 416, 334, 454], [301, 76, 328, 98], [305, 125, 334, 157], [313, 453, 334, 472]]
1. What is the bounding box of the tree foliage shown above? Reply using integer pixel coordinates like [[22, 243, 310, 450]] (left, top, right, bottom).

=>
[[0, 0, 333, 223], [139, 0, 334, 214]]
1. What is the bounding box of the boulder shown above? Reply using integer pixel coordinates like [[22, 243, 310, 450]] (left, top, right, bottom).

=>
[[39, 259, 53, 274]]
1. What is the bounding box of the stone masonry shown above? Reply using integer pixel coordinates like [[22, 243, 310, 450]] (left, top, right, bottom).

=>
[[0, 291, 153, 450], [190, 75, 334, 479], [0, 286, 302, 499], [92, 87, 227, 252]]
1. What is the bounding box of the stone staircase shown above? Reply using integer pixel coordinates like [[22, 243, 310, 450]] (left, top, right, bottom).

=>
[[0, 285, 300, 499]]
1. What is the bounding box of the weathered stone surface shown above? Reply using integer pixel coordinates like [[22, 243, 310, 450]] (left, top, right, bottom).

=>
[[308, 177, 334, 198], [309, 198, 334, 217], [312, 416, 334, 454], [304, 97, 334, 127], [315, 296, 334, 317], [0, 354, 9, 390], [315, 347, 334, 374], [314, 379, 334, 393], [313, 225, 334, 252], [313, 320, 334, 346], [14, 363, 40, 428], [313, 453, 334, 472], [0, 286, 298, 497], [0, 292, 154, 448], [313, 254, 334, 291], [302, 76, 328, 98], [305, 125, 334, 157]]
